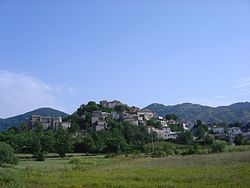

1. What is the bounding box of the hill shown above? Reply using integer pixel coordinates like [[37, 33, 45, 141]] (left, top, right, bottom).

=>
[[0, 108, 69, 130], [144, 102, 250, 123]]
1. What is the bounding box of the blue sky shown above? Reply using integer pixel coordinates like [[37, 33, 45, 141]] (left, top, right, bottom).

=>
[[0, 0, 250, 118]]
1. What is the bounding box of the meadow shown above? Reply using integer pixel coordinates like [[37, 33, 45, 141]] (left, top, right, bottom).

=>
[[1, 151, 250, 188]]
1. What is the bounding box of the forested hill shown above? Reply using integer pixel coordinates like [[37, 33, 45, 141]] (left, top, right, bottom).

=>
[[0, 108, 69, 130], [144, 102, 250, 123]]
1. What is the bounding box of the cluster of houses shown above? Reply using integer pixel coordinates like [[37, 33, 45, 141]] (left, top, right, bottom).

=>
[[147, 118, 196, 140], [91, 100, 198, 140], [211, 125, 250, 142], [28, 100, 197, 141], [28, 100, 250, 143], [91, 100, 155, 130], [30, 115, 71, 130]]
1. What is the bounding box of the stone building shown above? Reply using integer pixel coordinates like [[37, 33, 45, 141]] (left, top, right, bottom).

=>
[[137, 109, 155, 121], [100, 100, 123, 109], [30, 115, 71, 130], [121, 113, 140, 126], [147, 126, 178, 140]]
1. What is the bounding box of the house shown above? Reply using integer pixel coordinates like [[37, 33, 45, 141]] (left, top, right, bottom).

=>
[[147, 126, 163, 138], [111, 112, 120, 120], [147, 126, 178, 140], [161, 126, 178, 140], [229, 127, 242, 137], [166, 120, 176, 125], [131, 106, 140, 113], [243, 132, 250, 140], [212, 127, 225, 134], [30, 115, 71, 130], [159, 120, 168, 126], [100, 100, 123, 109], [31, 115, 52, 129], [91, 110, 111, 124], [60, 122, 71, 130], [96, 125, 105, 131], [183, 121, 195, 131], [122, 113, 140, 126], [137, 109, 154, 121], [91, 111, 102, 124]]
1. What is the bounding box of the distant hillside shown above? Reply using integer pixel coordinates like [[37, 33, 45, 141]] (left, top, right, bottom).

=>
[[0, 108, 69, 130], [144, 102, 250, 123]]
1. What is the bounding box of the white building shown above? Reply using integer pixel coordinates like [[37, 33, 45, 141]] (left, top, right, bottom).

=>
[[183, 121, 195, 131], [229, 127, 242, 137], [161, 126, 178, 140], [147, 126, 178, 140]]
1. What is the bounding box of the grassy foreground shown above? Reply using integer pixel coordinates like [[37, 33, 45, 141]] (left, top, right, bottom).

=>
[[1, 152, 250, 188]]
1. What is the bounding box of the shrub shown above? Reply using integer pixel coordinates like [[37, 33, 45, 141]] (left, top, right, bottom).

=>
[[69, 158, 83, 165], [0, 142, 18, 166], [211, 140, 227, 153], [36, 151, 45, 161], [234, 134, 245, 145], [182, 144, 200, 155], [104, 153, 119, 158], [205, 134, 215, 145], [150, 151, 167, 158]]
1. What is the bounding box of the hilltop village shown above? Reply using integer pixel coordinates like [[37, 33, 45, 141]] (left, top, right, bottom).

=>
[[1, 99, 250, 164], [30, 100, 250, 144], [29, 100, 192, 140]]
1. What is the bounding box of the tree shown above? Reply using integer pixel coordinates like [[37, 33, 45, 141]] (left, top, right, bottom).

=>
[[169, 124, 184, 132], [146, 119, 162, 128], [114, 105, 130, 113], [177, 131, 194, 145], [234, 134, 245, 145], [54, 125, 72, 157], [31, 124, 45, 161], [81, 133, 96, 153], [69, 122, 80, 133], [0, 142, 18, 166], [211, 140, 227, 153], [41, 130, 55, 153], [104, 136, 127, 153], [205, 134, 215, 145], [165, 114, 178, 121], [197, 126, 206, 139], [85, 101, 100, 112]]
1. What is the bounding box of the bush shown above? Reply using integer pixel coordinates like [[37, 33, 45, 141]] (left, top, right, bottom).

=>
[[36, 151, 45, 161], [205, 134, 215, 145], [0, 142, 18, 166], [234, 134, 245, 145], [182, 144, 200, 155], [211, 140, 227, 153], [150, 151, 167, 158], [104, 153, 120, 158], [69, 157, 98, 170]]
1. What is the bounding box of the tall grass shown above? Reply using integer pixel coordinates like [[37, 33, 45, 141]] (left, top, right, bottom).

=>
[[1, 152, 250, 188]]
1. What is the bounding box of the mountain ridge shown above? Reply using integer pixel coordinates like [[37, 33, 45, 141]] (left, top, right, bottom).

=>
[[144, 102, 250, 123]]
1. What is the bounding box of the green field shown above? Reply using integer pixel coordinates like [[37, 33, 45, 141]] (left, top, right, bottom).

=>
[[1, 151, 250, 188]]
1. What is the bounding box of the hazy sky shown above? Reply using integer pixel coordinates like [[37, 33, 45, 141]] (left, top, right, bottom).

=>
[[0, 0, 250, 118]]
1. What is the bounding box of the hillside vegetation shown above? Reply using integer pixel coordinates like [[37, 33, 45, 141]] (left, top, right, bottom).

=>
[[145, 102, 250, 123]]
